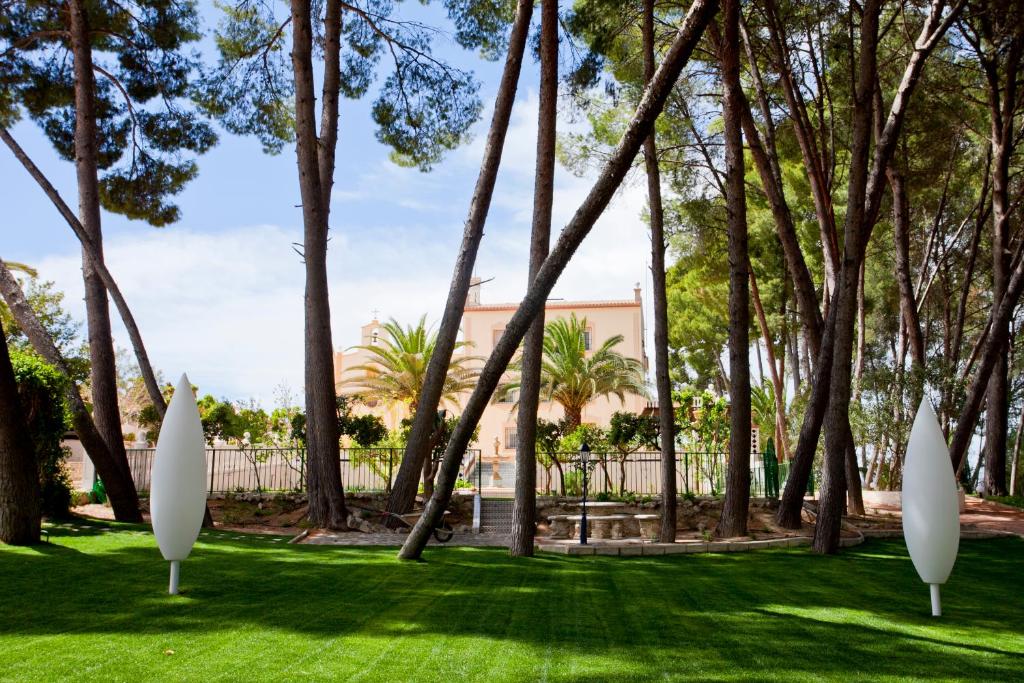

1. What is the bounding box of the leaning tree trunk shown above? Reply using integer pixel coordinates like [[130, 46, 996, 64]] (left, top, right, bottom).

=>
[[69, 0, 134, 499], [715, 0, 751, 540], [950, 242, 1024, 473], [1, 129, 167, 420], [387, 0, 535, 516], [509, 0, 557, 558], [0, 317, 41, 545], [291, 0, 347, 529], [0, 259, 141, 521], [643, 0, 678, 545], [1010, 401, 1023, 496], [0, 129, 214, 527], [397, 0, 719, 560]]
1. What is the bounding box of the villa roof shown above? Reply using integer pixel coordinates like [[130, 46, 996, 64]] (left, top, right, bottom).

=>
[[464, 298, 640, 312]]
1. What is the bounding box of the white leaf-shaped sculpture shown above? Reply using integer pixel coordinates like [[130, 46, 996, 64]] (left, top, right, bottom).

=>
[[151, 373, 207, 594], [902, 399, 960, 616]]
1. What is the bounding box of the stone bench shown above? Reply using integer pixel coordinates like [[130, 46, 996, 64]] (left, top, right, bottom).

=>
[[634, 514, 661, 541], [564, 514, 630, 540], [547, 515, 573, 539]]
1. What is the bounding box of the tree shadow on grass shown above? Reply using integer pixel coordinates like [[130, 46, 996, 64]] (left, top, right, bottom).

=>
[[1, 530, 1021, 680]]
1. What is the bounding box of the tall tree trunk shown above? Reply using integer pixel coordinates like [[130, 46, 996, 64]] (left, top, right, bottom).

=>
[[643, 0, 678, 544], [749, 267, 789, 460], [715, 0, 751, 539], [1011, 401, 1023, 496], [69, 0, 134, 503], [509, 0, 557, 558], [291, 0, 347, 528], [398, 0, 719, 560], [0, 317, 41, 545], [812, 0, 882, 554], [387, 0, 535, 515], [0, 259, 141, 521], [888, 163, 926, 369]]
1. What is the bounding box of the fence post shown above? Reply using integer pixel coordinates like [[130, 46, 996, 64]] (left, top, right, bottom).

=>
[[387, 449, 394, 493], [208, 449, 216, 495]]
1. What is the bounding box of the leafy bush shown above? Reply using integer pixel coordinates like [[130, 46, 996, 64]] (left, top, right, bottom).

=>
[[9, 349, 72, 518]]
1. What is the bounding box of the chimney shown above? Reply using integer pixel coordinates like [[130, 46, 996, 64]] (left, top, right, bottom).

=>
[[634, 282, 642, 303], [467, 276, 482, 306]]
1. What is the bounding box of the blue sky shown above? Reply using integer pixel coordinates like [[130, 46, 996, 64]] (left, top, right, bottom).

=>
[[2, 1, 656, 405]]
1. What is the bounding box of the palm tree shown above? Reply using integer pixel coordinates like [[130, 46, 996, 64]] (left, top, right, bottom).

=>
[[340, 316, 481, 413], [495, 314, 648, 430]]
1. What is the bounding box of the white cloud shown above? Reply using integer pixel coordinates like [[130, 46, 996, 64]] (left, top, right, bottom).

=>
[[30, 90, 655, 405]]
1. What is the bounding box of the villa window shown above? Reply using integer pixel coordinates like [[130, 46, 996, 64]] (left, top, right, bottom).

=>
[[493, 328, 505, 348], [498, 388, 519, 404], [504, 427, 518, 450], [584, 329, 592, 351]]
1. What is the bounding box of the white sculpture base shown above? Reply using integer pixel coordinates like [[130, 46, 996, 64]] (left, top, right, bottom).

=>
[[169, 560, 181, 595], [930, 583, 941, 617]]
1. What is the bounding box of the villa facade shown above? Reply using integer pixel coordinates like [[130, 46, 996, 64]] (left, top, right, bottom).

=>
[[333, 278, 651, 473]]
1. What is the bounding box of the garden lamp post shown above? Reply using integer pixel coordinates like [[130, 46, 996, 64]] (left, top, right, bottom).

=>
[[580, 442, 590, 545]]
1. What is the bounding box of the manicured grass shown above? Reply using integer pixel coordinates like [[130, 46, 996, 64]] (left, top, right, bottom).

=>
[[989, 495, 1024, 510], [2, 519, 1022, 681]]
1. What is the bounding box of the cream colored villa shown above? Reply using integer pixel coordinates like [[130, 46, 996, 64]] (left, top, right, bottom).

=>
[[334, 278, 651, 469]]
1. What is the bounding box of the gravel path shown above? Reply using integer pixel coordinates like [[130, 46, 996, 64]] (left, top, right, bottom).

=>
[[302, 530, 511, 547]]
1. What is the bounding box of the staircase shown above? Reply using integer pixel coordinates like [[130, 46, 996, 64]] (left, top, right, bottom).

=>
[[479, 498, 514, 535]]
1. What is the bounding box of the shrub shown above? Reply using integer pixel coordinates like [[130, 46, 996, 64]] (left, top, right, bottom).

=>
[[9, 349, 72, 518]]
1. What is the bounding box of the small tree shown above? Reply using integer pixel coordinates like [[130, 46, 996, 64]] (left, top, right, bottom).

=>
[[536, 418, 569, 494], [559, 424, 611, 492], [10, 350, 71, 519], [607, 411, 659, 494]]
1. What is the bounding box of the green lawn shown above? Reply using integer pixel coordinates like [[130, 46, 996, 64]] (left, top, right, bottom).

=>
[[1, 519, 1022, 681], [989, 495, 1024, 510]]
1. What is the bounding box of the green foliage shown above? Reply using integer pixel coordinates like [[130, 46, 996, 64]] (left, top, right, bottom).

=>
[[558, 424, 607, 453], [200, 0, 484, 170], [344, 414, 389, 448], [607, 411, 659, 454], [8, 349, 71, 518], [673, 388, 729, 453], [496, 314, 648, 427], [0, 276, 89, 385], [1, 0, 216, 224], [340, 316, 482, 412], [750, 380, 777, 439]]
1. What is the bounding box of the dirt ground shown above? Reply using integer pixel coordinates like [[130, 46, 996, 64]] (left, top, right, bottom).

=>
[[72, 495, 1024, 540]]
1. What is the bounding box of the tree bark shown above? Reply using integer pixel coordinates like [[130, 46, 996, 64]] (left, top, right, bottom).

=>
[[387, 0, 535, 515], [398, 0, 719, 560], [69, 0, 135, 505], [509, 0, 557, 558], [0, 259, 141, 521], [749, 267, 789, 460], [0, 317, 41, 545], [291, 0, 347, 528], [812, 0, 882, 554], [982, 38, 1019, 497], [642, 0, 678, 544], [715, 0, 751, 539], [814, 0, 959, 552], [1011, 401, 1023, 496], [888, 162, 926, 369], [950, 241, 1024, 473]]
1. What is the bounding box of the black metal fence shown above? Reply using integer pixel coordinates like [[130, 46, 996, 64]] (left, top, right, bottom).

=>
[[460, 451, 813, 498], [125, 448, 482, 495], [124, 447, 812, 498]]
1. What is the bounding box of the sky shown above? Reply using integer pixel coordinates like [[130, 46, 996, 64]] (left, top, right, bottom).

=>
[[2, 3, 656, 406]]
